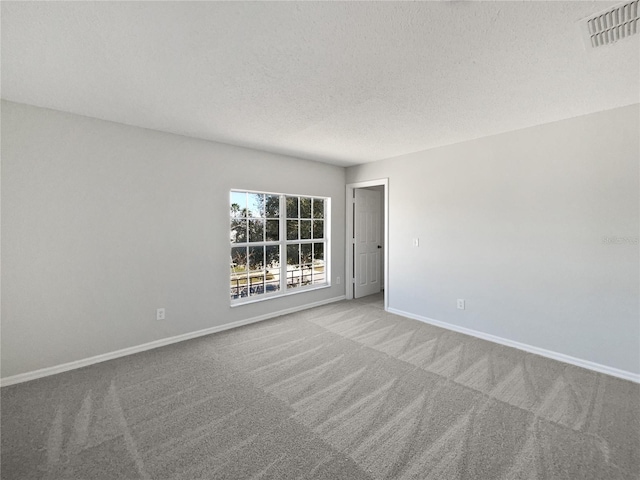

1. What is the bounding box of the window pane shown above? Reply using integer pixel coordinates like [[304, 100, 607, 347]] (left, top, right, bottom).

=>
[[287, 244, 300, 289], [231, 246, 248, 299], [287, 244, 299, 265], [231, 246, 248, 272], [287, 220, 299, 240], [301, 245, 312, 286], [313, 242, 324, 263], [300, 220, 311, 239], [313, 198, 324, 219], [248, 193, 265, 218], [231, 192, 247, 217], [265, 245, 280, 269], [249, 246, 264, 271], [266, 245, 280, 294], [266, 219, 279, 241], [313, 266, 325, 285], [231, 219, 247, 243], [286, 267, 299, 289], [249, 272, 265, 296], [313, 243, 325, 284], [300, 197, 311, 218], [312, 220, 323, 239], [248, 219, 264, 243], [301, 243, 312, 265], [286, 196, 298, 218], [301, 265, 313, 286], [265, 195, 279, 218], [265, 279, 280, 294], [231, 275, 248, 299]]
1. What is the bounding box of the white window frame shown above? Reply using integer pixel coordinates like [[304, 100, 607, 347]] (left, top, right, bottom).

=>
[[230, 189, 331, 306]]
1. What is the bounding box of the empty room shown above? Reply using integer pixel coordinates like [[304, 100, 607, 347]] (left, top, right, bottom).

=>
[[1, 1, 639, 479]]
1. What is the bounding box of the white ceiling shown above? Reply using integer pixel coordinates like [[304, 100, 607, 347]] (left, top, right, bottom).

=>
[[2, 1, 638, 167]]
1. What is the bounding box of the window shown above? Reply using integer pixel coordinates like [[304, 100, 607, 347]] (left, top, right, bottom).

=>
[[230, 190, 329, 303]]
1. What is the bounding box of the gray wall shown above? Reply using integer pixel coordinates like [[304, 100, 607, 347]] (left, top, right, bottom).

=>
[[347, 104, 640, 374], [1, 100, 346, 378]]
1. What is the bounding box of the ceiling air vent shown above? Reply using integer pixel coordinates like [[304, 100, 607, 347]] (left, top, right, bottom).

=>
[[582, 0, 639, 48]]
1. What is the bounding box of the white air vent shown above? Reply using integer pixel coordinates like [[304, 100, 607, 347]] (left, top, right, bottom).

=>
[[582, 1, 639, 48]]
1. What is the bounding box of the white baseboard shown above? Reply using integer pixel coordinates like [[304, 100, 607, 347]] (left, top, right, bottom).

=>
[[1, 295, 346, 387], [387, 307, 640, 384]]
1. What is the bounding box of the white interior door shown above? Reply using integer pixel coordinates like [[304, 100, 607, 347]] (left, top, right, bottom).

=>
[[354, 188, 381, 298]]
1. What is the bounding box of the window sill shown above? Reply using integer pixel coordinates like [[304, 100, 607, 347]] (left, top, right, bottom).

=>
[[230, 283, 331, 307]]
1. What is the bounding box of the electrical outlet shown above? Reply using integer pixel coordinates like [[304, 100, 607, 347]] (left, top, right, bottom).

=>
[[413, 238, 419, 247], [457, 299, 465, 310], [156, 308, 165, 320], [336, 276, 341, 284]]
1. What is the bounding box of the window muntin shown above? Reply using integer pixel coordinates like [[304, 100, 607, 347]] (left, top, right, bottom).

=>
[[230, 191, 328, 303]]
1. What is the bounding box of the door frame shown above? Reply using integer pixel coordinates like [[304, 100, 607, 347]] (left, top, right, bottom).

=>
[[345, 178, 389, 311]]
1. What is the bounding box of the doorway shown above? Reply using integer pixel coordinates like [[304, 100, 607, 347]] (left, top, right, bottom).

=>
[[345, 179, 389, 311]]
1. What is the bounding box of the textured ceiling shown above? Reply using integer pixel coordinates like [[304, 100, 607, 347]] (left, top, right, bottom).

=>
[[2, 1, 638, 167]]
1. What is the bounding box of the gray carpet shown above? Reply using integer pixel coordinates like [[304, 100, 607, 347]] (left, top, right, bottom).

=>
[[2, 294, 639, 479]]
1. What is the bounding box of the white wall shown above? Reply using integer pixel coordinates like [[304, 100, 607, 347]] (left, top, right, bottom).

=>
[[1, 100, 346, 378], [347, 104, 640, 375]]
